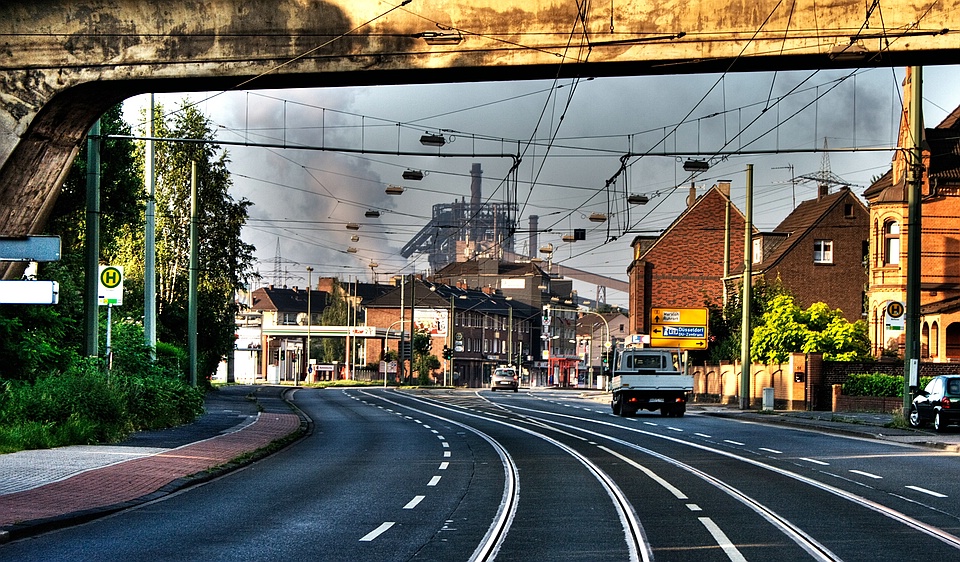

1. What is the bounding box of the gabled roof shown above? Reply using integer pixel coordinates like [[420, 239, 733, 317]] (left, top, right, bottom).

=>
[[250, 286, 329, 313], [634, 185, 753, 261], [864, 102, 960, 199], [433, 260, 546, 278], [365, 280, 541, 320], [754, 187, 865, 271]]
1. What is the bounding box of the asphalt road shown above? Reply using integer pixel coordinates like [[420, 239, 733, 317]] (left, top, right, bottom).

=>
[[5, 388, 960, 561]]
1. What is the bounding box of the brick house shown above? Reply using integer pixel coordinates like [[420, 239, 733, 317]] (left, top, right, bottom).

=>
[[628, 182, 750, 334], [364, 279, 539, 388], [748, 185, 869, 322], [864, 91, 960, 359]]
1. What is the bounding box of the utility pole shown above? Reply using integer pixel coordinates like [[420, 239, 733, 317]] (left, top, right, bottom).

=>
[[84, 119, 101, 358], [740, 164, 754, 410], [188, 161, 198, 387], [903, 66, 924, 411], [144, 94, 157, 359]]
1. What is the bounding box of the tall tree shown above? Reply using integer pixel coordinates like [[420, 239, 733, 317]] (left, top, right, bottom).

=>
[[144, 101, 257, 377]]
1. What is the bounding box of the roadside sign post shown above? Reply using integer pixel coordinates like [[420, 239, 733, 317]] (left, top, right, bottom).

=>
[[649, 307, 709, 349], [98, 266, 124, 371]]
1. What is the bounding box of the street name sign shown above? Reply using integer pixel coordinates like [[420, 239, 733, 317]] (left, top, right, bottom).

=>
[[0, 280, 59, 304], [0, 235, 61, 262]]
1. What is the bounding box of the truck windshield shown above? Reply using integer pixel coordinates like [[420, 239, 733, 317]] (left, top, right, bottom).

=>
[[621, 353, 661, 370]]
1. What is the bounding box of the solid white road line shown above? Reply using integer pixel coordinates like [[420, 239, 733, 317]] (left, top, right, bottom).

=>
[[699, 517, 748, 562], [600, 446, 688, 500], [359, 522, 395, 542], [404, 496, 425, 509]]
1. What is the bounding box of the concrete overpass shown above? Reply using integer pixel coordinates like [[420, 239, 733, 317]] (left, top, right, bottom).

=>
[[1, 0, 957, 261]]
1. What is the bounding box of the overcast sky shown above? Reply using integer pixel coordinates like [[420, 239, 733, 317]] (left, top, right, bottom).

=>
[[123, 64, 960, 308]]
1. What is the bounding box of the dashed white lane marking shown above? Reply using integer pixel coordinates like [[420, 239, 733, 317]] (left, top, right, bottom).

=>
[[360, 522, 395, 542], [404, 496, 425, 509], [667, 427, 683, 432], [699, 517, 748, 562], [428, 475, 442, 486], [800, 457, 830, 466], [643, 422, 657, 426], [906, 485, 948, 498], [686, 504, 702, 512], [431, 429, 439, 434], [439, 462, 449, 470], [759, 447, 783, 454], [443, 451, 451, 457], [437, 435, 446, 440], [694, 433, 712, 438], [723, 440, 745, 446], [442, 442, 449, 448], [849, 469, 882, 479]]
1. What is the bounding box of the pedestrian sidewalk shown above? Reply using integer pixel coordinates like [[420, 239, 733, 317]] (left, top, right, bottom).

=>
[[0, 385, 304, 543]]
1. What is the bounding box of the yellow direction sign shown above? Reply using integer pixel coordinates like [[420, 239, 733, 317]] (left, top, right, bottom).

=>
[[651, 307, 708, 326], [650, 306, 709, 349], [98, 265, 123, 306]]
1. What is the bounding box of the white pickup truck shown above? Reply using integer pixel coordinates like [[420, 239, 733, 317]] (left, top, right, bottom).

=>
[[610, 346, 692, 417]]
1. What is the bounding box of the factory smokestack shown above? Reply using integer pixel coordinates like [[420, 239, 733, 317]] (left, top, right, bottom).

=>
[[528, 215, 539, 260], [470, 163, 482, 208]]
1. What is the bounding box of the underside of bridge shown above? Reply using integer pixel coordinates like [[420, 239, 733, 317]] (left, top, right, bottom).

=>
[[1, 0, 957, 272]]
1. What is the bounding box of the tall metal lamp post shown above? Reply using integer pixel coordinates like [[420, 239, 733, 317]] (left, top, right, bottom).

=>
[[581, 311, 610, 389], [304, 266, 313, 386]]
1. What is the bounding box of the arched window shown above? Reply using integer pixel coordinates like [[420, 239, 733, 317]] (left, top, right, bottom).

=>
[[883, 220, 900, 265], [932, 321, 940, 358], [922, 322, 930, 358]]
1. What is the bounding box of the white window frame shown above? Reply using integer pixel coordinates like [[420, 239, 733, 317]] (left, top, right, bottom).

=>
[[814, 239, 833, 264]]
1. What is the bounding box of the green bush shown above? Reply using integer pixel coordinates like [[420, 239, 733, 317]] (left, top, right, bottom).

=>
[[842, 373, 933, 397]]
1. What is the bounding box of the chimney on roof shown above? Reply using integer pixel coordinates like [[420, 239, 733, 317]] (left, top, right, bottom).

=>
[[686, 183, 697, 209], [818, 183, 829, 200], [717, 180, 731, 199]]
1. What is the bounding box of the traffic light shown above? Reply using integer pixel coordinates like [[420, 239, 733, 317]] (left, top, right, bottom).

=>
[[443, 345, 453, 360]]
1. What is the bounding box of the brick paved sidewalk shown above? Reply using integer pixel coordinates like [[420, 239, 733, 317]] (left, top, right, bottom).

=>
[[0, 412, 301, 536]]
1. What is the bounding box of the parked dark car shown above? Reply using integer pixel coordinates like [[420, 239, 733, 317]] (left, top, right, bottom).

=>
[[909, 375, 960, 433]]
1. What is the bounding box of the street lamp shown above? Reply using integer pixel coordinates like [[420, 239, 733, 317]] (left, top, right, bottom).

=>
[[580, 310, 610, 389], [304, 266, 313, 386], [384, 319, 405, 387]]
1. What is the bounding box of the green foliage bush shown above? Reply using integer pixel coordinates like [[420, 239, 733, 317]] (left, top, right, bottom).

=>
[[842, 373, 933, 398], [0, 333, 204, 454]]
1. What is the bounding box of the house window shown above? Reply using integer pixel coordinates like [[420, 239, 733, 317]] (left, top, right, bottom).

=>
[[883, 220, 900, 265], [814, 239, 833, 264], [844, 203, 854, 217], [752, 239, 763, 264]]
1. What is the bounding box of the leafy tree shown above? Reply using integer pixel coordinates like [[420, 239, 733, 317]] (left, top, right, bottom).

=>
[[320, 281, 347, 363], [412, 329, 439, 384], [751, 294, 872, 363], [700, 277, 791, 363], [130, 100, 257, 378]]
